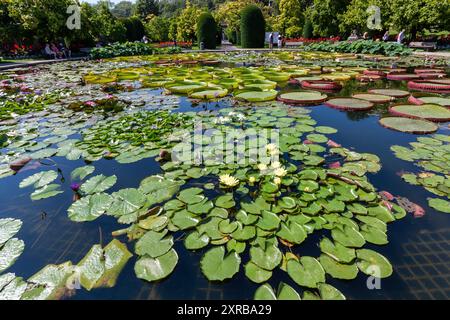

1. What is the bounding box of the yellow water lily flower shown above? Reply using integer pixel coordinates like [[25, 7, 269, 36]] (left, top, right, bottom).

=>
[[249, 176, 256, 183], [274, 177, 282, 185], [271, 161, 282, 169], [266, 143, 278, 152], [258, 163, 268, 171], [219, 174, 240, 187]]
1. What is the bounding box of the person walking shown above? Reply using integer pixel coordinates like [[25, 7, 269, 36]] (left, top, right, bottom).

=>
[[277, 34, 283, 49], [269, 33, 274, 49], [397, 29, 406, 44], [382, 31, 389, 42]]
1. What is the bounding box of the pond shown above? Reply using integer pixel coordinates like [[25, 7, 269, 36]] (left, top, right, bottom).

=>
[[0, 51, 449, 300]]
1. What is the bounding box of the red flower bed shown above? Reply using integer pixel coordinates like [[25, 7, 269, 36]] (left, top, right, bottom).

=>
[[285, 37, 341, 44], [157, 41, 192, 48]]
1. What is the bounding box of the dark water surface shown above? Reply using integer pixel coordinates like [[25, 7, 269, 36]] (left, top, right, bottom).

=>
[[1, 78, 449, 300]]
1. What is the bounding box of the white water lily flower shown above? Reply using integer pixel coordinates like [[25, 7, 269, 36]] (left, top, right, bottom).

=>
[[249, 176, 256, 183], [274, 177, 282, 185], [219, 174, 240, 187], [274, 167, 288, 177], [258, 163, 268, 171], [266, 143, 278, 152], [271, 161, 282, 169]]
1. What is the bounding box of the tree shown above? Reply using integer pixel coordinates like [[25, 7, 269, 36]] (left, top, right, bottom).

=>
[[274, 0, 304, 37], [123, 16, 146, 41], [240, 4, 265, 48], [90, 1, 127, 43], [214, 0, 256, 34], [302, 18, 313, 38], [388, 0, 450, 40], [197, 12, 217, 49], [306, 0, 351, 37], [145, 15, 171, 42], [111, 1, 135, 18], [135, 0, 159, 20], [176, 0, 203, 42], [339, 0, 389, 36]]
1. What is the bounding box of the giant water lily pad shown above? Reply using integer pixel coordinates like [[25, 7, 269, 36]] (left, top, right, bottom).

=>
[[368, 89, 409, 98], [325, 98, 374, 111], [352, 93, 391, 104], [234, 90, 278, 102], [379, 117, 438, 134], [189, 88, 228, 99], [278, 91, 327, 105], [200, 246, 240, 281], [389, 104, 450, 122]]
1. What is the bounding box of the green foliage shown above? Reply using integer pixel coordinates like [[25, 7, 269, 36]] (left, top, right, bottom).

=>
[[306, 0, 351, 37], [176, 0, 203, 41], [240, 4, 266, 48], [303, 19, 313, 38], [339, 0, 389, 36], [123, 16, 146, 41], [274, 0, 304, 38], [135, 0, 159, 20], [197, 12, 217, 49], [90, 42, 155, 59], [145, 15, 171, 42], [304, 40, 412, 56], [111, 1, 135, 18]]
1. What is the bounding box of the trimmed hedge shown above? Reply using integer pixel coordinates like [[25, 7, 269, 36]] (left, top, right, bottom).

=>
[[197, 12, 217, 49], [304, 40, 412, 56], [90, 42, 182, 59], [240, 5, 265, 48], [123, 17, 146, 42]]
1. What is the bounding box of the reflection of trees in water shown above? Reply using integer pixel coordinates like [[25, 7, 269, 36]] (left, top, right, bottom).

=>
[[345, 110, 370, 121]]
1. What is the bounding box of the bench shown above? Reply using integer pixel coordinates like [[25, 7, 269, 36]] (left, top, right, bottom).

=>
[[285, 42, 303, 48], [409, 42, 437, 51]]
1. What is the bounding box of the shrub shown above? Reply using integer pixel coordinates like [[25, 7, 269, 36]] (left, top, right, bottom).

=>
[[303, 19, 313, 39], [240, 5, 265, 48], [304, 40, 413, 56], [196, 12, 217, 49], [90, 42, 155, 59], [123, 17, 146, 42]]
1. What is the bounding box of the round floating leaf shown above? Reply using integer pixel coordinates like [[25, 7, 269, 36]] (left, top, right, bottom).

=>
[[331, 225, 366, 248], [318, 283, 346, 300], [71, 166, 95, 181], [19, 170, 58, 189], [245, 262, 272, 283], [315, 126, 338, 134], [134, 249, 178, 282], [379, 117, 438, 134], [0, 238, 25, 273], [254, 284, 277, 300], [0, 218, 23, 246], [30, 184, 64, 200], [307, 133, 328, 143], [277, 282, 301, 300], [389, 104, 450, 122], [135, 230, 174, 258], [189, 88, 228, 99], [319, 254, 358, 280], [250, 243, 282, 271], [178, 188, 204, 204], [108, 188, 146, 218], [325, 98, 374, 111], [356, 249, 392, 278], [234, 90, 278, 102], [417, 96, 450, 107], [287, 256, 325, 288], [320, 237, 356, 263], [278, 91, 327, 105], [428, 198, 450, 213], [200, 246, 240, 281], [80, 174, 117, 195], [215, 194, 236, 209], [184, 231, 210, 250], [68, 193, 113, 222], [352, 93, 391, 104], [368, 89, 409, 98]]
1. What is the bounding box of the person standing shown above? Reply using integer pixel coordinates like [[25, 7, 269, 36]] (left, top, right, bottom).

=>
[[382, 31, 389, 41], [269, 33, 274, 49], [397, 29, 406, 44], [278, 34, 283, 49]]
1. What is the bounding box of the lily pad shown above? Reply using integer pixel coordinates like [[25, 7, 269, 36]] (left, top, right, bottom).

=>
[[389, 104, 450, 122], [200, 246, 240, 281], [135, 248, 178, 282], [428, 198, 450, 213], [356, 249, 392, 278], [287, 256, 325, 288], [68, 193, 113, 222], [379, 117, 438, 134], [80, 174, 117, 195]]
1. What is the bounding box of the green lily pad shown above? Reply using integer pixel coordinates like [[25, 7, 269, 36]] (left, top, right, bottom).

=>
[[68, 193, 113, 222], [200, 246, 240, 281], [19, 170, 58, 189], [0, 238, 25, 273], [80, 174, 117, 195], [135, 230, 174, 258], [379, 117, 438, 134], [245, 262, 272, 283], [178, 188, 204, 204], [287, 256, 325, 288], [30, 184, 64, 200], [184, 231, 210, 250], [0, 218, 23, 247], [250, 243, 282, 271], [319, 254, 358, 280], [331, 225, 366, 248], [319, 237, 356, 263], [356, 249, 392, 278], [389, 104, 450, 122], [71, 166, 95, 181], [234, 90, 278, 102], [135, 248, 179, 282], [428, 198, 450, 213]]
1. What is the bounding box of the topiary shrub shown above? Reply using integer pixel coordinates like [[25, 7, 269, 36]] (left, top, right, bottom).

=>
[[123, 17, 146, 42], [240, 5, 265, 48], [216, 25, 223, 46], [196, 12, 217, 49], [303, 19, 313, 39]]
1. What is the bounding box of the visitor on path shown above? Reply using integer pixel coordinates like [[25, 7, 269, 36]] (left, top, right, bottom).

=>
[[278, 35, 283, 49], [269, 33, 274, 49], [363, 32, 369, 40], [50, 43, 63, 59], [397, 30, 406, 44], [382, 31, 389, 41], [348, 30, 359, 41], [58, 43, 71, 59], [44, 44, 57, 59], [141, 35, 149, 44]]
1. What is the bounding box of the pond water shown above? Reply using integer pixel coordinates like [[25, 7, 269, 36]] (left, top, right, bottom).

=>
[[0, 52, 449, 300]]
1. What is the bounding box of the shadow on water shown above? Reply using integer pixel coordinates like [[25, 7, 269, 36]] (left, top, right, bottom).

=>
[[1, 75, 449, 300]]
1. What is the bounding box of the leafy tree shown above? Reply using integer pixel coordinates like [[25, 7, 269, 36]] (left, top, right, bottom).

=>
[[306, 0, 351, 37], [111, 1, 135, 18], [145, 15, 171, 42], [90, 1, 127, 43], [168, 19, 178, 41], [388, 0, 450, 39], [135, 0, 159, 20], [302, 18, 313, 38], [339, 0, 389, 36], [274, 0, 304, 37], [176, 0, 203, 41], [123, 16, 146, 41], [214, 0, 256, 34]]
